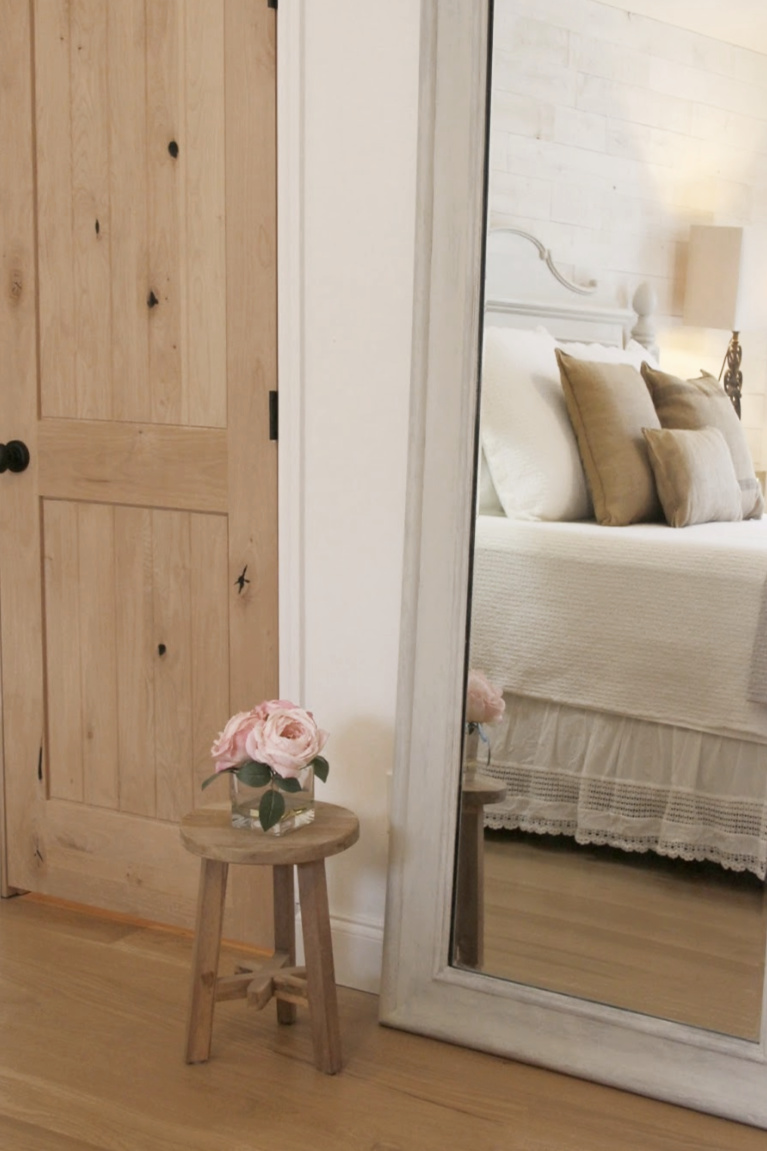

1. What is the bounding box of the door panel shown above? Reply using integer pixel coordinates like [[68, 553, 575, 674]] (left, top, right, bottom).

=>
[[37, 0, 229, 429], [43, 501, 230, 822], [0, 0, 278, 944]]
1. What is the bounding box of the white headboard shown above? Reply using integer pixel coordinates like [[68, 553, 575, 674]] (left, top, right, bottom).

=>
[[485, 228, 658, 357]]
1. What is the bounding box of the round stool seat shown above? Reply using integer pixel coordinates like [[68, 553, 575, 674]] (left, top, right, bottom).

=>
[[180, 801, 359, 866], [461, 772, 507, 808]]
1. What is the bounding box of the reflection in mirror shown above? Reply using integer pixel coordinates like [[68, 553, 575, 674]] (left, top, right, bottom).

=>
[[453, 0, 767, 1042]]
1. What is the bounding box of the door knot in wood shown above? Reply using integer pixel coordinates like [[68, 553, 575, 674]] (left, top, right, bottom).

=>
[[235, 566, 250, 594], [8, 268, 23, 304]]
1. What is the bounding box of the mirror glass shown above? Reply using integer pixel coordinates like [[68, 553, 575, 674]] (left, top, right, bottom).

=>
[[453, 0, 767, 1042]]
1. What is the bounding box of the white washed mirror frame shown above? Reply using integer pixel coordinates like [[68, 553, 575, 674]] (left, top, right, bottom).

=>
[[379, 0, 767, 1128]]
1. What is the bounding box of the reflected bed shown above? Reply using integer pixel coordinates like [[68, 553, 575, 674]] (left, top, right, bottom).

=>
[[473, 231, 767, 879], [470, 514, 767, 878]]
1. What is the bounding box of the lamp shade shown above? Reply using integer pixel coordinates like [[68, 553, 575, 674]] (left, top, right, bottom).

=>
[[683, 225, 767, 333]]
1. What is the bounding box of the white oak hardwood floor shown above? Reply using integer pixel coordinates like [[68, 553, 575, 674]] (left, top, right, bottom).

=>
[[0, 894, 765, 1150]]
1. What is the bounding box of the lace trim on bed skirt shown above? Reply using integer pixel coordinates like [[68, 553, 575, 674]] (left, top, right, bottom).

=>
[[484, 765, 767, 879]]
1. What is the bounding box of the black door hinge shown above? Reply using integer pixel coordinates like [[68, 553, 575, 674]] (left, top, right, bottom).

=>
[[268, 0, 277, 9], [269, 390, 278, 441], [37, 744, 43, 781]]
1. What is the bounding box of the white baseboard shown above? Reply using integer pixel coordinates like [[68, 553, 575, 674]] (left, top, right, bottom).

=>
[[296, 911, 383, 995]]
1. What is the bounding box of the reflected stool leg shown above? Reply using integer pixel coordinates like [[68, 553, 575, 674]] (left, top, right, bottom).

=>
[[297, 859, 342, 1074], [185, 857, 228, 1063], [454, 795, 483, 968], [273, 863, 297, 1025]]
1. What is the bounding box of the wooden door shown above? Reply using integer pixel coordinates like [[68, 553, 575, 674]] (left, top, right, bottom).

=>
[[0, 0, 278, 945]]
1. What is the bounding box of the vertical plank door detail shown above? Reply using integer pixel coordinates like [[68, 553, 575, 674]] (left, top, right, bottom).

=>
[[0, 0, 277, 946]]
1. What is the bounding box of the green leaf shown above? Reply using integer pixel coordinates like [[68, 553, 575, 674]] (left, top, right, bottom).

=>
[[201, 770, 228, 790], [236, 761, 272, 788], [274, 774, 302, 793], [259, 788, 285, 831], [312, 755, 330, 783]]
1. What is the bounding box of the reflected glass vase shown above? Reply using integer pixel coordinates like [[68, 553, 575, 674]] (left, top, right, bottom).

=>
[[230, 765, 315, 835], [463, 725, 479, 782]]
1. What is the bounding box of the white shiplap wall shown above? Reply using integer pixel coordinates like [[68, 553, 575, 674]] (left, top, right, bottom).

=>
[[490, 0, 767, 464]]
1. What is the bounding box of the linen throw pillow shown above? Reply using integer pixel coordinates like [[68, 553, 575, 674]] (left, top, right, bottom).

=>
[[640, 363, 764, 520], [555, 350, 662, 526], [642, 426, 743, 528], [480, 327, 592, 521]]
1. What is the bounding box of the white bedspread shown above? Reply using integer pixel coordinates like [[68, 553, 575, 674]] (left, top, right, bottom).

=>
[[470, 516, 767, 744]]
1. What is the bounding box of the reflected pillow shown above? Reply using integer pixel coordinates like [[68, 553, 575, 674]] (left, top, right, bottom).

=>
[[480, 326, 592, 521], [643, 426, 743, 528], [556, 350, 662, 526], [640, 363, 764, 520]]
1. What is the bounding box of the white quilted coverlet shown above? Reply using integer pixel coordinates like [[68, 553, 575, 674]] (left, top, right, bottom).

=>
[[470, 515, 767, 744]]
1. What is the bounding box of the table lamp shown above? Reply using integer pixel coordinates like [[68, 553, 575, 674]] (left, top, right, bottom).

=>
[[683, 225, 767, 418]]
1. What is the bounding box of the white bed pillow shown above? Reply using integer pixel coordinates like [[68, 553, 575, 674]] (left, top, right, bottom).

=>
[[556, 337, 658, 370], [480, 326, 659, 522], [481, 326, 591, 521]]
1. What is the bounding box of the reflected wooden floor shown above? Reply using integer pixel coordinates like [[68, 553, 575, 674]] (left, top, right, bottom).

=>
[[480, 830, 767, 1039], [2, 893, 767, 1149]]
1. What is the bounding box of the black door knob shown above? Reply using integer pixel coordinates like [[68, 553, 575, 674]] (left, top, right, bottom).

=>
[[0, 440, 30, 474]]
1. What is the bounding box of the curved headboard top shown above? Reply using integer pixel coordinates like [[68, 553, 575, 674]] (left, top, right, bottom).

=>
[[485, 228, 658, 357]]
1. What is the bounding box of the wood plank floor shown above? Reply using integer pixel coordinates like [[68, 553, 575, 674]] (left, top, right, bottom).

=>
[[480, 830, 767, 1040], [1, 894, 766, 1150]]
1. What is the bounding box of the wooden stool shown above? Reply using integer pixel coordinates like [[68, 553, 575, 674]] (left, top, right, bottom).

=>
[[454, 773, 506, 969], [180, 801, 359, 1074]]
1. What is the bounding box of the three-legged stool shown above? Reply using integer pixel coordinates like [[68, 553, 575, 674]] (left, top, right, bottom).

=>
[[180, 801, 359, 1074]]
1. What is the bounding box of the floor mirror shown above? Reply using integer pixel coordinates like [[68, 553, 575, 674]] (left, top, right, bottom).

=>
[[380, 0, 767, 1128]]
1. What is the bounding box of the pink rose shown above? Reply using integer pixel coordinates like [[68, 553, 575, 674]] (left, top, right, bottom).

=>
[[245, 704, 328, 779], [211, 710, 257, 771], [252, 699, 300, 721], [466, 669, 505, 725]]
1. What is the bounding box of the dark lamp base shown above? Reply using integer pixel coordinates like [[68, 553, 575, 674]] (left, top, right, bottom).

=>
[[722, 331, 743, 419]]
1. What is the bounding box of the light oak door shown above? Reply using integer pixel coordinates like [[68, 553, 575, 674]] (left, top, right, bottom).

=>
[[0, 0, 278, 944]]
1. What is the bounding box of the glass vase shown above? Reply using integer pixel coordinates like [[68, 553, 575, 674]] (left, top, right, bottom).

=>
[[230, 765, 315, 835]]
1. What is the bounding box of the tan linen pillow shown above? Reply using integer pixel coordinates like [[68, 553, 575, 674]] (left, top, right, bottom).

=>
[[642, 426, 743, 528], [641, 363, 764, 520], [556, 350, 662, 526]]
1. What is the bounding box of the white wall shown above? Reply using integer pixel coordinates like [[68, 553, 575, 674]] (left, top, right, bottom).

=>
[[490, 0, 767, 464], [280, 1, 421, 990]]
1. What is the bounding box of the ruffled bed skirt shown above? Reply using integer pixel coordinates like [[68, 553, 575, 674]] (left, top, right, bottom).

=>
[[479, 694, 767, 879]]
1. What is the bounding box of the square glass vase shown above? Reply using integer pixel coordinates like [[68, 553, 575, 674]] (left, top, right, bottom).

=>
[[230, 765, 315, 835]]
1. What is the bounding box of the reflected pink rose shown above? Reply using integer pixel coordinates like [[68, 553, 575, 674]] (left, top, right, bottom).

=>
[[466, 669, 505, 725]]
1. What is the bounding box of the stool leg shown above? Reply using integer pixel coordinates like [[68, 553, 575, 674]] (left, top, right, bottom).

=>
[[297, 859, 342, 1074], [273, 863, 297, 1025], [185, 857, 228, 1064]]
